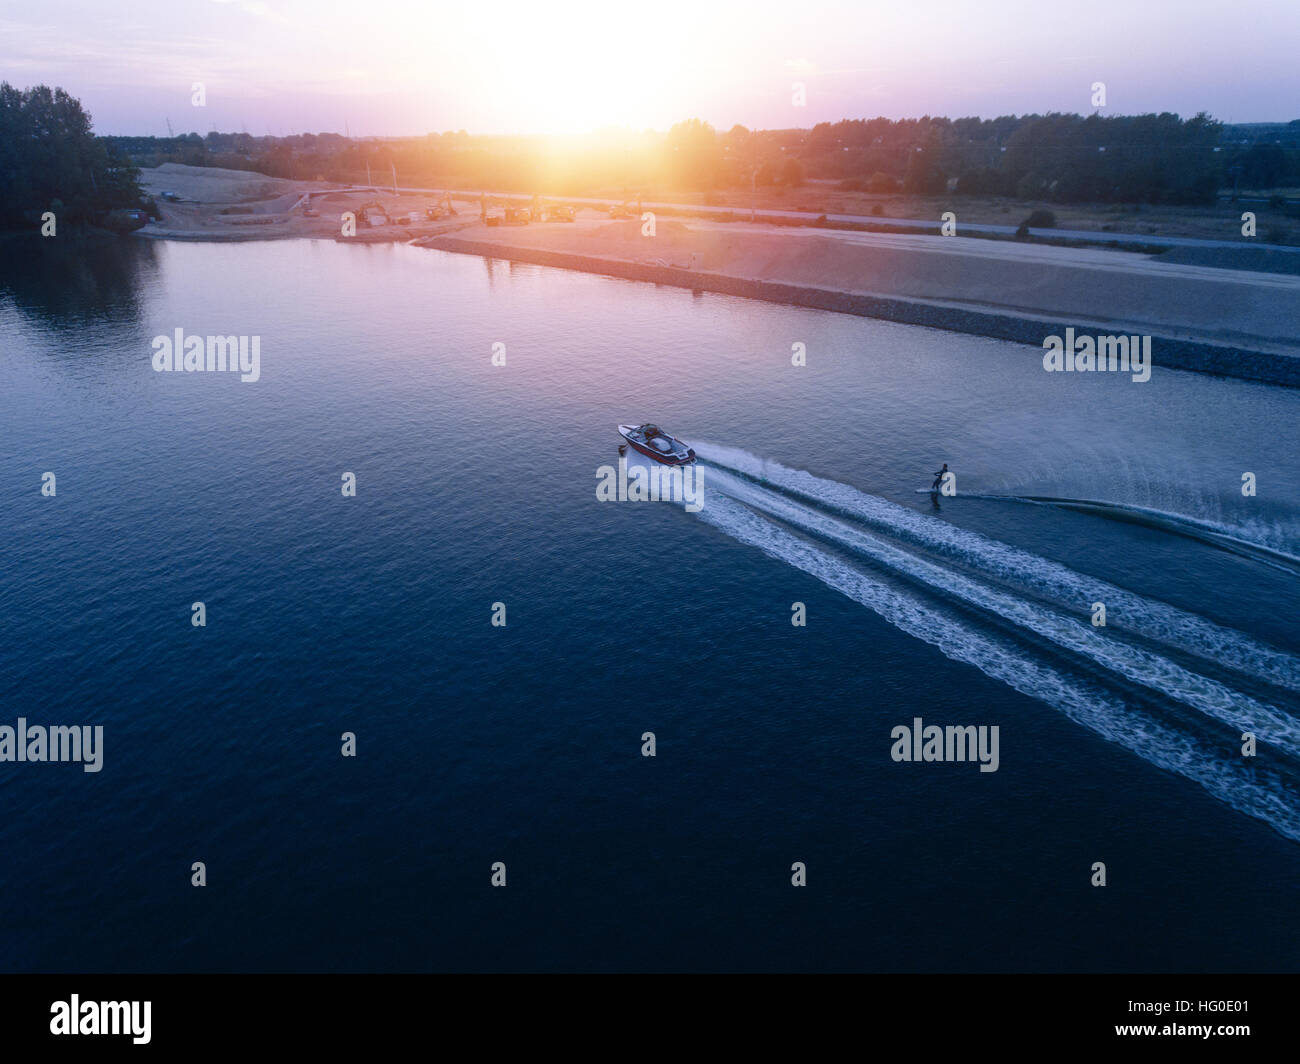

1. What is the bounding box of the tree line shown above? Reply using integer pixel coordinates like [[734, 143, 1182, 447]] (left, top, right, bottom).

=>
[[106, 113, 1299, 206], [0, 83, 147, 231], [803, 113, 1300, 204], [8, 80, 1295, 217]]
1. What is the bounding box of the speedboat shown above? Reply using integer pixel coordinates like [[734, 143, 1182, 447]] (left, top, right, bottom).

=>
[[618, 423, 696, 466]]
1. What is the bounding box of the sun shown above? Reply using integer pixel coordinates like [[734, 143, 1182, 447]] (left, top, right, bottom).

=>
[[403, 2, 725, 134]]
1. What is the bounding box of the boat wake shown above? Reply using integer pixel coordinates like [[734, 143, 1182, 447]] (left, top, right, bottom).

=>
[[687, 441, 1300, 842], [960, 493, 1300, 576]]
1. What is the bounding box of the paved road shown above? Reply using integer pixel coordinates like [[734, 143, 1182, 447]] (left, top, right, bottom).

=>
[[372, 184, 1300, 255], [671, 219, 1300, 289]]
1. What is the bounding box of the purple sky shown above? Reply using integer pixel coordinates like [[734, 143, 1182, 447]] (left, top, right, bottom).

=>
[[3, 0, 1297, 135]]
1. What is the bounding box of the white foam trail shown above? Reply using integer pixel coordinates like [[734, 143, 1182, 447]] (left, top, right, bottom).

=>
[[694, 491, 1300, 842], [695, 442, 1300, 694], [705, 467, 1300, 754]]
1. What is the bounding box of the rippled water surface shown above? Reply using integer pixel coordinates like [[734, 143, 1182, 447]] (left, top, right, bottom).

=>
[[2, 237, 1298, 971]]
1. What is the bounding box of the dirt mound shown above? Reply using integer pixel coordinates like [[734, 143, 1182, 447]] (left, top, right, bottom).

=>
[[139, 163, 299, 205]]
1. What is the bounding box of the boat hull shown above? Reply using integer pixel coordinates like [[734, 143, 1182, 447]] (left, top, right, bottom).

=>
[[618, 424, 696, 466]]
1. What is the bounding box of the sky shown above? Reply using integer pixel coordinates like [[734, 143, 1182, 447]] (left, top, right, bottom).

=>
[[2, 0, 1297, 136]]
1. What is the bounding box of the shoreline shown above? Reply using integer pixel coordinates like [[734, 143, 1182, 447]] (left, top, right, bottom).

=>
[[414, 234, 1300, 388], [118, 177, 1300, 390]]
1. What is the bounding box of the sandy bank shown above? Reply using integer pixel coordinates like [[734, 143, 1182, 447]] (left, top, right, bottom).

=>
[[136, 163, 473, 242]]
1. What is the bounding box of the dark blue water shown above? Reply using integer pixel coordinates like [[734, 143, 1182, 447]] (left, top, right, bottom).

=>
[[3, 237, 1299, 972]]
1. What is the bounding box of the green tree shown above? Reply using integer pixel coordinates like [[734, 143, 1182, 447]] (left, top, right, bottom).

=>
[[0, 83, 144, 229]]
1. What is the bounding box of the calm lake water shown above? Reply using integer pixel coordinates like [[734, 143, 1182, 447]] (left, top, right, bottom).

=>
[[2, 236, 1299, 972]]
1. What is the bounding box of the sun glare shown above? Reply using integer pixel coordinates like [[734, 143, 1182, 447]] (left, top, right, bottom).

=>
[[410, 5, 721, 134]]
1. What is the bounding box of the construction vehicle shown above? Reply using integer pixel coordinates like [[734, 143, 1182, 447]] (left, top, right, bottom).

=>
[[426, 193, 456, 221], [358, 201, 389, 227]]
